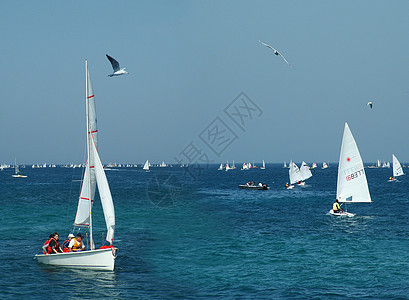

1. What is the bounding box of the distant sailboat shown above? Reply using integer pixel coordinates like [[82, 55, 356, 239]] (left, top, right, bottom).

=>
[[231, 160, 236, 170], [143, 160, 150, 172], [311, 162, 317, 169], [321, 162, 328, 169], [329, 123, 371, 217], [159, 161, 167, 167], [218, 163, 223, 171], [260, 160, 266, 170], [225, 161, 231, 171], [241, 163, 249, 170], [12, 159, 27, 178], [283, 161, 287, 168], [388, 154, 404, 181]]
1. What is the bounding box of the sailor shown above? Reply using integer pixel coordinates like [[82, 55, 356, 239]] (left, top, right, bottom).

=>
[[285, 183, 289, 188], [333, 199, 343, 213], [389, 176, 393, 181], [63, 233, 75, 252], [258, 182, 263, 187], [42, 234, 53, 254], [68, 233, 85, 252], [48, 232, 63, 254]]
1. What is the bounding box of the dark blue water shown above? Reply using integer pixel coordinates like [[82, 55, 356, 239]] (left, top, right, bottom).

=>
[[1, 164, 408, 299]]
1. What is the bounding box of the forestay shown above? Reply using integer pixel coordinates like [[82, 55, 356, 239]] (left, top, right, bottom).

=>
[[336, 123, 371, 203]]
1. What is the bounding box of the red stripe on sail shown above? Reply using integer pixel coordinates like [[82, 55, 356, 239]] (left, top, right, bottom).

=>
[[88, 130, 98, 134], [87, 95, 94, 99]]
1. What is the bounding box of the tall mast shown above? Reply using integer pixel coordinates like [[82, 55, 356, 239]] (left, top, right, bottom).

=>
[[85, 60, 94, 250]]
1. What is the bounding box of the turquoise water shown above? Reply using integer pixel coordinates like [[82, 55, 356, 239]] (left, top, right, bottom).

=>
[[1, 164, 409, 299]]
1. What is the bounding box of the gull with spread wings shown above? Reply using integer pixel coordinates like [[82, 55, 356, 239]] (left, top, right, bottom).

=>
[[106, 54, 129, 77], [259, 40, 291, 67]]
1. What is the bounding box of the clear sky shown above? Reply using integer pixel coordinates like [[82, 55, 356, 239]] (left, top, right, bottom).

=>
[[1, 1, 409, 165]]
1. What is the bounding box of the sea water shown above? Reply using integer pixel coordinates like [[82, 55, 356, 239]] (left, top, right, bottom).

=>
[[0, 164, 408, 299]]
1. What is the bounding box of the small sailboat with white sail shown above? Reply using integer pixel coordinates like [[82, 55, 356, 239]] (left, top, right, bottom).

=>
[[283, 161, 287, 168], [299, 161, 312, 185], [388, 154, 404, 182], [321, 162, 328, 169], [143, 160, 150, 172], [288, 161, 303, 188], [12, 159, 27, 178], [260, 160, 266, 170], [218, 163, 223, 170], [35, 60, 117, 270], [329, 123, 372, 217], [225, 161, 231, 171], [231, 160, 236, 170]]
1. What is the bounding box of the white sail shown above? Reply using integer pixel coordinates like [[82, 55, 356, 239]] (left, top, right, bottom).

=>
[[289, 161, 303, 185], [377, 159, 381, 168], [300, 161, 312, 181], [336, 123, 371, 203], [261, 160, 265, 169], [74, 64, 97, 226], [392, 154, 404, 178], [143, 160, 150, 170], [92, 142, 115, 243]]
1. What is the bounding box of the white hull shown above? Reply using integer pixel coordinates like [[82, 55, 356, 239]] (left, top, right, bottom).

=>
[[35, 248, 117, 271], [285, 185, 294, 189], [297, 181, 305, 186], [328, 209, 355, 217], [12, 174, 27, 178]]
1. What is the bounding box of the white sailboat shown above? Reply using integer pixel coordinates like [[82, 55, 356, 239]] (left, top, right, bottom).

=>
[[329, 123, 372, 217], [288, 161, 303, 187], [300, 161, 312, 184], [283, 161, 287, 168], [231, 160, 236, 170], [225, 161, 231, 171], [12, 159, 27, 178], [35, 60, 117, 270], [260, 160, 266, 170], [218, 163, 223, 170], [321, 162, 328, 169], [159, 161, 167, 167], [143, 160, 150, 172], [389, 154, 404, 181]]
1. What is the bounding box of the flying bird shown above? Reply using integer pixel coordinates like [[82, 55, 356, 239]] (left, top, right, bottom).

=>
[[106, 54, 128, 77], [259, 40, 291, 67], [367, 101, 373, 109]]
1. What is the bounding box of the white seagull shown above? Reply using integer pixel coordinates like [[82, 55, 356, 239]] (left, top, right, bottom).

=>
[[259, 40, 291, 67], [367, 101, 373, 109], [106, 54, 128, 77]]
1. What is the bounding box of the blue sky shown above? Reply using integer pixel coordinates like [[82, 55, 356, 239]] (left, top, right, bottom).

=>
[[1, 1, 409, 165]]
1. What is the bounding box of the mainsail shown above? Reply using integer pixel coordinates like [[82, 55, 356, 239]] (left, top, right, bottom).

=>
[[392, 154, 404, 178], [336, 123, 371, 203], [300, 161, 312, 181], [74, 65, 97, 227], [289, 161, 303, 185], [74, 61, 115, 244]]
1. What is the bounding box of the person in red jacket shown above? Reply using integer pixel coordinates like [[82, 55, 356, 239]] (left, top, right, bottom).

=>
[[47, 232, 63, 254]]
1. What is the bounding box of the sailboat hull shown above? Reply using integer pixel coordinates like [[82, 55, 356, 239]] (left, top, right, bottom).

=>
[[328, 209, 355, 217], [34, 248, 118, 271]]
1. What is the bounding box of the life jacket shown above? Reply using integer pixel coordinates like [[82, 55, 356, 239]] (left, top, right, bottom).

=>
[[43, 239, 50, 254], [333, 202, 340, 211], [62, 239, 70, 252], [47, 237, 60, 254], [71, 238, 83, 251]]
